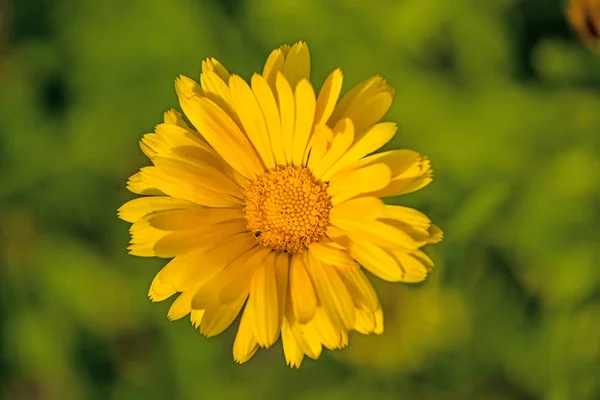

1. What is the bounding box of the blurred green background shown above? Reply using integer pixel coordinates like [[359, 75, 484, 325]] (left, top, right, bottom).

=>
[[1, 0, 600, 399]]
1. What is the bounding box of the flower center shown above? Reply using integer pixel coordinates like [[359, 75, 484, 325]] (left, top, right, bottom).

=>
[[244, 165, 332, 253]]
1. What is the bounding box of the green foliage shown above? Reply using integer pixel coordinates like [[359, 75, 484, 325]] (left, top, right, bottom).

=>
[[1, 0, 599, 398]]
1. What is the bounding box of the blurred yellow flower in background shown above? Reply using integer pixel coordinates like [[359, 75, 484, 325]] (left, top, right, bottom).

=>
[[118, 41, 442, 367], [567, 0, 600, 48]]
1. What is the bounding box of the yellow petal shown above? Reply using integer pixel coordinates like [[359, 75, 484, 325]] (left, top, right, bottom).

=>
[[331, 219, 418, 251], [328, 164, 391, 205], [249, 251, 280, 347], [393, 251, 430, 283], [262, 48, 285, 90], [411, 249, 435, 271], [167, 290, 195, 320], [329, 197, 385, 222], [200, 69, 230, 101], [128, 215, 171, 257], [275, 72, 295, 164], [329, 75, 394, 132], [308, 242, 356, 268], [229, 74, 276, 169], [174, 74, 204, 99], [251, 74, 287, 165], [312, 118, 354, 179], [346, 91, 393, 134], [288, 318, 322, 359], [153, 152, 243, 199], [138, 166, 240, 208], [154, 123, 208, 150], [176, 85, 263, 178], [383, 205, 432, 236], [351, 150, 433, 198], [354, 308, 382, 335], [336, 265, 380, 312], [289, 253, 317, 324], [282, 41, 311, 88], [190, 252, 250, 310], [305, 252, 356, 330], [324, 122, 397, 181], [312, 308, 347, 350], [233, 306, 259, 364], [384, 157, 433, 196], [140, 133, 168, 158], [147, 208, 243, 231], [163, 108, 192, 130], [158, 232, 256, 291], [349, 239, 405, 282], [325, 225, 353, 248], [199, 295, 246, 337], [190, 309, 205, 328], [274, 252, 290, 325], [306, 124, 334, 170], [118, 196, 194, 223], [148, 275, 176, 302], [152, 219, 248, 258], [200, 70, 240, 129], [314, 68, 343, 126], [292, 79, 316, 166], [220, 247, 270, 304], [281, 318, 304, 368], [428, 224, 444, 243], [202, 57, 230, 82], [126, 172, 164, 196]]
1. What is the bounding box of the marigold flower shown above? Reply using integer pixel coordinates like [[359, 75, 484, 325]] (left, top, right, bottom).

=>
[[118, 42, 442, 367]]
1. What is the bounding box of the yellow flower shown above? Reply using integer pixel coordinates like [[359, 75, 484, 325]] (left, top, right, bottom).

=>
[[567, 0, 600, 48], [118, 42, 442, 367]]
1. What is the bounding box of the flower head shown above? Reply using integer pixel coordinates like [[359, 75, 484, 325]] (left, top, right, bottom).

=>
[[118, 42, 442, 367]]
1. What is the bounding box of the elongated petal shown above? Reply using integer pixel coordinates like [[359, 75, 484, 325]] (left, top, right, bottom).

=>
[[262, 48, 285, 89], [281, 318, 304, 368], [314, 69, 343, 126], [350, 239, 405, 282], [306, 124, 334, 170], [219, 247, 270, 304], [276, 72, 295, 164], [336, 265, 380, 311], [305, 252, 356, 330], [289, 253, 317, 324], [229, 74, 276, 169], [118, 196, 194, 223], [312, 119, 354, 179], [308, 242, 356, 268], [332, 219, 418, 251], [199, 295, 246, 337], [148, 275, 176, 302], [138, 166, 240, 208], [126, 172, 164, 196], [249, 252, 280, 347], [292, 79, 316, 166], [158, 232, 256, 291], [282, 41, 311, 88], [329, 197, 385, 222], [251, 74, 287, 165], [323, 122, 397, 181], [167, 290, 196, 320], [233, 306, 259, 364], [177, 85, 264, 178], [328, 164, 391, 205]]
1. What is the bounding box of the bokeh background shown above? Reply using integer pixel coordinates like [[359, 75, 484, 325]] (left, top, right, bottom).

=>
[[1, 0, 600, 399]]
